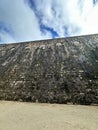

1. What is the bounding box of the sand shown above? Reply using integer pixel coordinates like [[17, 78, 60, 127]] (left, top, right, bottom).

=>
[[0, 101, 98, 130]]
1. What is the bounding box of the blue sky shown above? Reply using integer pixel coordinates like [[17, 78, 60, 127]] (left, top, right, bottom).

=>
[[0, 0, 98, 44]]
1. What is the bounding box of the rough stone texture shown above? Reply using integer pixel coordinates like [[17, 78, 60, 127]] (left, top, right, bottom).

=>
[[0, 34, 98, 105]]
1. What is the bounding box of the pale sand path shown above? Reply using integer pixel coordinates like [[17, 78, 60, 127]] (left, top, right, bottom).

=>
[[0, 101, 98, 130]]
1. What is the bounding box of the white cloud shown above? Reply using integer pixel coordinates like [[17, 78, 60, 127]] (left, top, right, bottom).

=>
[[0, 0, 52, 43], [0, 0, 98, 43], [32, 0, 98, 36], [0, 31, 15, 43]]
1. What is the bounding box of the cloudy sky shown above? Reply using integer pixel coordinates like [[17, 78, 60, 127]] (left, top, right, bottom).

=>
[[0, 0, 98, 44]]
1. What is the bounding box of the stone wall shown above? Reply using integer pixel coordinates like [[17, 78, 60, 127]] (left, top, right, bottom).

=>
[[0, 34, 98, 105]]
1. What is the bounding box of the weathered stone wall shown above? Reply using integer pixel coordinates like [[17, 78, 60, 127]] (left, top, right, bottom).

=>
[[0, 34, 98, 105]]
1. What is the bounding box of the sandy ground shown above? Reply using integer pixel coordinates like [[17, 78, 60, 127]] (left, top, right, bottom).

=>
[[0, 101, 98, 130]]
